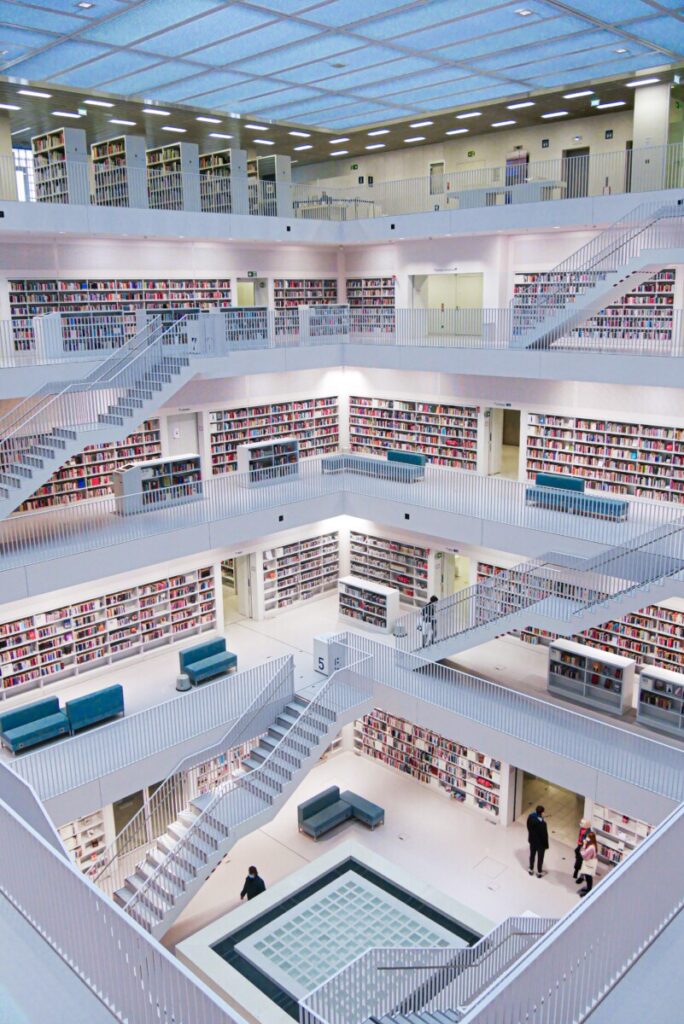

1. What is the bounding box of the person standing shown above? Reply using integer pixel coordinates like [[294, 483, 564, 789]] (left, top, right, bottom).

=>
[[240, 865, 266, 901], [578, 831, 598, 897], [572, 817, 590, 880], [526, 805, 549, 878], [421, 595, 439, 646]]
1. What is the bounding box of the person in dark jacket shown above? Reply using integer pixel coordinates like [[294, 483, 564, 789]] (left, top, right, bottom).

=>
[[240, 866, 266, 901], [526, 805, 549, 878], [573, 817, 590, 880], [421, 595, 439, 646]]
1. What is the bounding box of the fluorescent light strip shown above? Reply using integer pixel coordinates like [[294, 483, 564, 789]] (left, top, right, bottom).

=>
[[245, 123, 268, 130], [289, 130, 311, 137], [329, 137, 349, 143], [110, 118, 135, 125], [84, 99, 113, 108], [0, 103, 20, 111], [209, 132, 232, 139], [294, 144, 312, 150], [626, 77, 660, 87], [596, 100, 626, 109], [368, 129, 389, 136], [563, 89, 594, 98], [330, 149, 348, 155], [143, 107, 170, 116], [11, 127, 32, 136], [541, 110, 569, 118], [366, 143, 385, 149], [18, 90, 51, 98], [197, 116, 221, 124], [52, 110, 80, 118], [162, 126, 186, 133], [491, 120, 515, 127], [508, 101, 534, 109], [410, 120, 433, 127], [404, 136, 425, 143], [254, 138, 274, 145], [456, 111, 481, 119], [446, 128, 469, 135]]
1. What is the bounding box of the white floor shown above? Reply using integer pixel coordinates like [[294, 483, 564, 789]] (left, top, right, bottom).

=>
[[163, 750, 582, 955]]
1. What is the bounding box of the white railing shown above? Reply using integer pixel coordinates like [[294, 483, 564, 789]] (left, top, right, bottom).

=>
[[0, 761, 67, 856], [299, 916, 556, 1024], [0, 795, 241, 1024], [10, 657, 292, 802]]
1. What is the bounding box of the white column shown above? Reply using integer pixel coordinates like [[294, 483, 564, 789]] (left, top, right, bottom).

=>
[[0, 112, 17, 200], [631, 83, 672, 191]]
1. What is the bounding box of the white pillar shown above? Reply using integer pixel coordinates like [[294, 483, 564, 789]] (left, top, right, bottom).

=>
[[631, 83, 672, 192], [0, 112, 17, 201]]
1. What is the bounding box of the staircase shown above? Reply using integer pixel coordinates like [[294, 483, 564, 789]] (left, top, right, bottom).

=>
[[0, 316, 197, 519], [112, 668, 372, 938], [371, 1011, 461, 1024], [511, 199, 684, 349], [396, 512, 684, 661]]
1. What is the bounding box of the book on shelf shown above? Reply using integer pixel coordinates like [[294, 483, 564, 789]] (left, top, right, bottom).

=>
[[338, 575, 400, 633], [548, 638, 635, 716], [260, 532, 339, 616], [350, 530, 431, 607], [349, 395, 479, 469]]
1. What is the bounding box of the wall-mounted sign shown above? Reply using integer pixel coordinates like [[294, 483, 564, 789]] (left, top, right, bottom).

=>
[[351, 163, 359, 170], [467, 150, 475, 157], [541, 139, 550, 148], [605, 129, 614, 140], [246, 270, 258, 278]]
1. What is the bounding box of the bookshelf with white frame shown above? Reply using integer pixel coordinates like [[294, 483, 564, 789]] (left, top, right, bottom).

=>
[[199, 147, 247, 214], [273, 277, 338, 335], [257, 530, 340, 618], [237, 437, 299, 484], [338, 575, 400, 633], [91, 135, 148, 208], [31, 126, 88, 205], [637, 665, 684, 738], [585, 800, 654, 867], [346, 276, 396, 334], [548, 638, 636, 716], [112, 453, 202, 515], [349, 395, 479, 469], [349, 529, 434, 607], [146, 142, 200, 211], [58, 807, 114, 879]]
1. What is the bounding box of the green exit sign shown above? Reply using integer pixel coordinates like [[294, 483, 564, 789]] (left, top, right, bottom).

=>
[[247, 271, 258, 278], [351, 163, 359, 169]]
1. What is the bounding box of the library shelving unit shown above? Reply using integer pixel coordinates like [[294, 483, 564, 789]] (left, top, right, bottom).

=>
[[8, 277, 232, 349], [208, 397, 338, 475], [548, 639, 635, 716], [261, 532, 339, 616], [0, 565, 216, 698], [354, 709, 502, 818], [273, 278, 338, 335], [526, 411, 684, 503], [58, 810, 108, 878], [17, 419, 161, 513], [146, 142, 200, 211], [349, 396, 479, 469], [112, 453, 202, 515], [31, 127, 88, 205], [91, 135, 148, 208], [636, 665, 684, 737], [195, 741, 257, 795], [346, 277, 396, 334], [221, 558, 236, 590], [199, 147, 248, 214], [222, 306, 269, 344], [338, 575, 400, 633], [237, 437, 299, 484], [350, 530, 432, 607], [590, 802, 653, 866]]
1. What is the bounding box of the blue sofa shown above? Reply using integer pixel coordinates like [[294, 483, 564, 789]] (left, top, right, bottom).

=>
[[65, 684, 124, 734], [321, 453, 424, 482], [0, 697, 70, 753], [387, 449, 427, 474], [298, 785, 384, 840], [525, 472, 629, 522], [179, 638, 238, 685]]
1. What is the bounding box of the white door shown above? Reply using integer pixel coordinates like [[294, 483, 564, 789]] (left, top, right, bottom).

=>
[[166, 413, 199, 457], [486, 408, 504, 475]]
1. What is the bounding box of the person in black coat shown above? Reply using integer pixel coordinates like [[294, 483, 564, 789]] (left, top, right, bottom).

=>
[[526, 805, 549, 878], [240, 866, 266, 901]]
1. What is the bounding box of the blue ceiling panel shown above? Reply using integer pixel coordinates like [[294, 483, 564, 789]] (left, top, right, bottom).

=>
[[434, 15, 600, 62], [473, 31, 613, 71], [82, 0, 223, 46], [30, 0, 131, 14], [0, 24, 58, 48], [317, 56, 439, 92], [249, 84, 326, 105], [624, 16, 684, 51], [241, 0, 327, 10], [412, 83, 520, 109], [298, 0, 422, 28], [7, 40, 109, 80], [52, 51, 157, 87], [359, 0, 504, 40], [199, 20, 320, 64], [103, 61, 205, 95], [359, 67, 473, 97], [570, 0, 668, 18], [325, 107, 415, 127], [408, 11, 565, 52], [152, 70, 252, 100], [0, 2, 84, 33], [233, 33, 361, 74], [136, 9, 281, 58]]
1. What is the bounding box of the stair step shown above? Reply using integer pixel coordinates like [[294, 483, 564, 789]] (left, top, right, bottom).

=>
[[18, 454, 44, 468], [156, 835, 207, 874], [97, 413, 125, 426], [27, 445, 56, 459], [133, 864, 182, 902], [145, 848, 193, 890], [0, 472, 22, 488], [178, 809, 226, 843], [52, 428, 78, 440], [6, 463, 33, 479], [109, 405, 135, 418], [167, 821, 216, 855], [0, 485, 9, 499]]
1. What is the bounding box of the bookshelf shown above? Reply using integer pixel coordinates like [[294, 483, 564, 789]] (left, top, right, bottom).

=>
[[590, 802, 653, 866], [354, 709, 501, 818], [349, 396, 479, 469], [146, 142, 200, 211], [198, 147, 248, 214], [0, 565, 216, 698], [91, 135, 148, 208], [261, 531, 339, 617], [221, 558, 236, 590], [350, 530, 432, 607], [112, 453, 202, 515], [237, 437, 299, 484], [637, 665, 684, 737], [223, 306, 269, 344], [8, 277, 232, 349], [17, 419, 161, 513], [548, 639, 635, 716], [208, 396, 338, 475], [194, 741, 257, 795], [59, 810, 108, 877], [346, 277, 396, 334], [526, 411, 684, 503], [273, 278, 338, 335], [31, 127, 88, 205], [338, 575, 400, 634]]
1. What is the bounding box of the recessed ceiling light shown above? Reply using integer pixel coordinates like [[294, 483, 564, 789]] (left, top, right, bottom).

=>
[[626, 77, 660, 87], [368, 129, 389, 136], [143, 107, 170, 116], [515, 7, 533, 14], [289, 130, 311, 137], [330, 150, 348, 155], [294, 144, 312, 150], [18, 89, 51, 98], [596, 100, 626, 109], [76, 1, 95, 7], [84, 99, 113, 108], [11, 127, 32, 136], [410, 120, 433, 127], [196, 116, 221, 124], [254, 138, 274, 145], [508, 101, 535, 109], [456, 111, 482, 119], [446, 128, 469, 135], [52, 110, 80, 118], [209, 132, 233, 139], [541, 110, 569, 118], [109, 118, 136, 126], [162, 126, 186, 133], [615, 47, 628, 54], [404, 136, 425, 143], [563, 89, 594, 98], [491, 120, 516, 127], [245, 123, 268, 130], [0, 103, 20, 111], [329, 137, 349, 143]]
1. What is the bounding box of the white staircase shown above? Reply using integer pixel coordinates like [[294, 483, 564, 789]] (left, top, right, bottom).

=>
[[112, 671, 372, 938], [0, 317, 197, 519]]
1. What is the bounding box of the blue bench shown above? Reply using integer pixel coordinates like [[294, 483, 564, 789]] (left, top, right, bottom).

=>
[[179, 638, 238, 686], [0, 697, 70, 753], [387, 449, 427, 472], [321, 453, 424, 482], [298, 785, 384, 840], [65, 684, 124, 734], [525, 472, 629, 522]]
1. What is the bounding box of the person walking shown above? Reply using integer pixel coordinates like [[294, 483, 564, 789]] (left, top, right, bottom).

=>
[[578, 831, 598, 897], [526, 805, 549, 878], [421, 595, 439, 646], [240, 866, 266, 901], [572, 817, 591, 880]]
